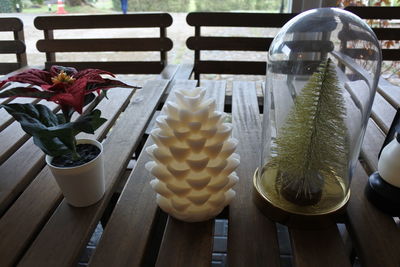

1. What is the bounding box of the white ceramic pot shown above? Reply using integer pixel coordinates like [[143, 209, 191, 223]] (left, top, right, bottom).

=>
[[46, 139, 105, 207]]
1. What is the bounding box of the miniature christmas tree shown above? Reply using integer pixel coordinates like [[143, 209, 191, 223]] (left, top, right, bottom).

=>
[[272, 58, 348, 206]]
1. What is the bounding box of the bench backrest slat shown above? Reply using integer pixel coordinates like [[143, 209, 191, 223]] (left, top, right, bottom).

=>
[[34, 13, 173, 74], [0, 18, 27, 75], [185, 12, 298, 81], [345, 6, 400, 61]]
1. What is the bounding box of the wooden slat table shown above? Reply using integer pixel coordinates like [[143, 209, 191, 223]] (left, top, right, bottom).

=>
[[0, 76, 399, 267]]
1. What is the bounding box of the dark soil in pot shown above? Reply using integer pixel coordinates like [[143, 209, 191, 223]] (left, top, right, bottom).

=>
[[51, 144, 101, 168]]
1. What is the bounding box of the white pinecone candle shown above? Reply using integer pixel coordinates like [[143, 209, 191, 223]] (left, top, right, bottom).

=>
[[145, 87, 239, 222]]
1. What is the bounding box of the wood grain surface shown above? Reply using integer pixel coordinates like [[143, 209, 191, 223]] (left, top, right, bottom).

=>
[[37, 38, 173, 52], [290, 224, 351, 267], [371, 93, 396, 133], [228, 81, 280, 267], [346, 164, 400, 267], [360, 118, 385, 172], [88, 80, 198, 267]]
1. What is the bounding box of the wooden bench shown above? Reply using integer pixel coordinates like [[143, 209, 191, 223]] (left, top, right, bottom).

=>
[[34, 13, 174, 77], [343, 6, 400, 114], [185, 12, 298, 82], [0, 17, 27, 75], [344, 6, 400, 63], [338, 64, 400, 266]]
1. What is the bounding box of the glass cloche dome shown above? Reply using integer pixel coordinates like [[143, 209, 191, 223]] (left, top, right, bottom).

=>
[[254, 8, 382, 227]]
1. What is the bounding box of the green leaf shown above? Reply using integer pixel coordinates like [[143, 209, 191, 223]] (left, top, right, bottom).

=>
[[32, 135, 70, 156], [1, 103, 73, 156], [56, 113, 66, 124], [62, 107, 74, 123], [72, 109, 107, 135], [1, 103, 60, 128], [84, 93, 96, 107], [1, 103, 107, 157], [0, 87, 55, 99]]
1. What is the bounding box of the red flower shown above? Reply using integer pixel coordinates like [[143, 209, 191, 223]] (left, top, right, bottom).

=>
[[7, 68, 52, 85], [0, 66, 138, 114], [0, 80, 7, 88], [50, 77, 88, 114]]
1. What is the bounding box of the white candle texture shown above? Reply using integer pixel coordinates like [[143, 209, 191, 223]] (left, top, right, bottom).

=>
[[145, 87, 239, 222], [378, 138, 400, 188]]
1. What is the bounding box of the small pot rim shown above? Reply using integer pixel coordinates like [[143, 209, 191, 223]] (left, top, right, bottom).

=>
[[45, 138, 103, 170]]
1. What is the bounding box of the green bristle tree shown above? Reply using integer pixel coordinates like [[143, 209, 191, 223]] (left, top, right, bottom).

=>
[[273, 58, 348, 206]]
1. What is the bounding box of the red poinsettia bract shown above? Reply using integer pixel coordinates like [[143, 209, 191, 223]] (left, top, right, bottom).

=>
[[0, 65, 137, 114]]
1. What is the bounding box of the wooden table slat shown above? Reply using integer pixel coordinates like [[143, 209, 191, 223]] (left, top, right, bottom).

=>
[[360, 118, 385, 172], [159, 64, 178, 80], [0, 86, 137, 267], [78, 87, 135, 140], [0, 140, 45, 216], [346, 164, 400, 267], [0, 168, 61, 267], [377, 77, 400, 108], [173, 64, 195, 80], [0, 123, 30, 163], [290, 224, 351, 267], [202, 80, 227, 112], [371, 92, 397, 134], [155, 80, 226, 267], [228, 81, 280, 267], [88, 80, 198, 267], [156, 219, 215, 267]]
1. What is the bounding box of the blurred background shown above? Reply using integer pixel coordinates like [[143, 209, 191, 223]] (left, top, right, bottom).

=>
[[0, 0, 291, 14]]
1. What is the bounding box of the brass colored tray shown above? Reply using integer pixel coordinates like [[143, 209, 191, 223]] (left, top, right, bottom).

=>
[[253, 168, 350, 229]]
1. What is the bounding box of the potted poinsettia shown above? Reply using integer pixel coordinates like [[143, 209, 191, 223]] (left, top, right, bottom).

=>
[[0, 66, 139, 207]]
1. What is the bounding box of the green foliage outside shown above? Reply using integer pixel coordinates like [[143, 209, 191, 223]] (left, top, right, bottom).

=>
[[0, 0, 22, 12], [113, 0, 190, 12], [31, 0, 44, 5], [0, 0, 14, 13], [22, 1, 114, 14], [6, 0, 400, 14], [195, 0, 281, 12], [112, 0, 284, 12]]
